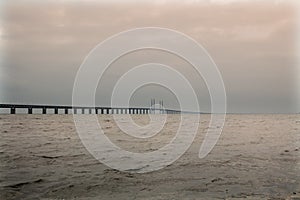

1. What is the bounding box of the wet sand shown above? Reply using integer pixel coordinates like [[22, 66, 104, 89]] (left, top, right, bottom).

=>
[[1, 114, 300, 199]]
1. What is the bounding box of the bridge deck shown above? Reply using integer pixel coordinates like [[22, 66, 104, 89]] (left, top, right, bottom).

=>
[[0, 104, 188, 114]]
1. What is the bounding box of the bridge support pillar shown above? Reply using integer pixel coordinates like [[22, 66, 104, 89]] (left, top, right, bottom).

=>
[[65, 108, 68, 114], [54, 108, 58, 114], [89, 109, 92, 114], [42, 107, 47, 114], [28, 108, 32, 114], [11, 107, 16, 114]]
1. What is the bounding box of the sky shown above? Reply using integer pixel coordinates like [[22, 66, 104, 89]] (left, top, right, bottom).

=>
[[0, 0, 299, 113]]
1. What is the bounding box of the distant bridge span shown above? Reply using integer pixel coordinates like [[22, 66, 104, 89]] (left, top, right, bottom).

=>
[[0, 104, 197, 115]]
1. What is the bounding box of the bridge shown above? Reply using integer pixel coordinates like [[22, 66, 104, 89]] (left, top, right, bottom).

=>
[[0, 104, 185, 115]]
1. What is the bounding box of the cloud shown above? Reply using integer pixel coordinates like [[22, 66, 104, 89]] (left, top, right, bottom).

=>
[[0, 0, 299, 113]]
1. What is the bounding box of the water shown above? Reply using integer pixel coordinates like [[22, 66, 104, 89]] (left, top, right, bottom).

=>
[[0, 114, 299, 199]]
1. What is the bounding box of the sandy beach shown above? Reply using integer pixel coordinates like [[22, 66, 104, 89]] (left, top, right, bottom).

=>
[[1, 114, 300, 199]]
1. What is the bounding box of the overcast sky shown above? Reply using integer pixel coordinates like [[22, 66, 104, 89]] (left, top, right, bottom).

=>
[[0, 0, 299, 113]]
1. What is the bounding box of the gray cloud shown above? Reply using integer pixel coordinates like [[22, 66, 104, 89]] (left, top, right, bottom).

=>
[[0, 0, 299, 113]]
